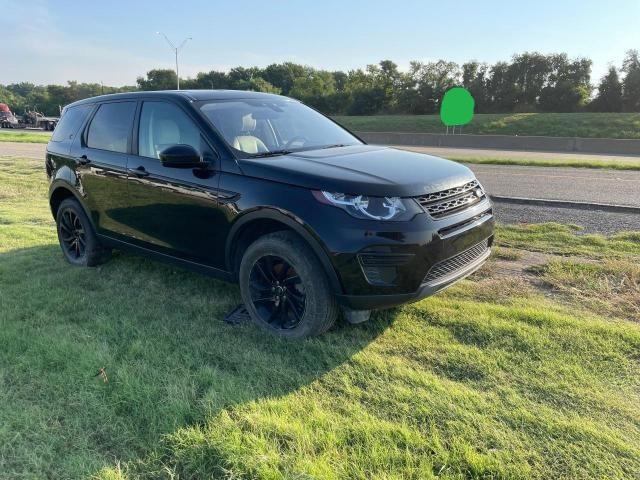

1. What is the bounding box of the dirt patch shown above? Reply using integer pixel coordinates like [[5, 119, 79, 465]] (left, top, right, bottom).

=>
[[474, 248, 639, 322]]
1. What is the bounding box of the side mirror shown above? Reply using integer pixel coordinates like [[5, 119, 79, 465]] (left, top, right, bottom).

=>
[[159, 144, 202, 168]]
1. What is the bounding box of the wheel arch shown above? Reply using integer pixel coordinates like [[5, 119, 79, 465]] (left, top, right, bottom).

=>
[[49, 182, 91, 223], [225, 208, 343, 295]]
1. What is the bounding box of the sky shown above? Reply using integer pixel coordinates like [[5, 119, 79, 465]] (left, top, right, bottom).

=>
[[1, 0, 638, 86]]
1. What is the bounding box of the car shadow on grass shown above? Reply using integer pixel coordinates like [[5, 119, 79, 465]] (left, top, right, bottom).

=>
[[0, 244, 396, 478]]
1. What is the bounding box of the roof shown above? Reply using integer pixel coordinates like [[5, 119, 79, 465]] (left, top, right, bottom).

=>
[[66, 89, 288, 108]]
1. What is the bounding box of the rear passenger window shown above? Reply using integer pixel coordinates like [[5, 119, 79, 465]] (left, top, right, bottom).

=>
[[86, 102, 136, 153], [51, 105, 92, 143]]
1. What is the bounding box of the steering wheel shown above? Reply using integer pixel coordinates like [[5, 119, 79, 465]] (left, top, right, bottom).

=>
[[284, 136, 309, 149]]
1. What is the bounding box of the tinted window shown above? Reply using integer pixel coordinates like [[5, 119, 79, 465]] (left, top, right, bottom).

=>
[[86, 102, 136, 153], [51, 105, 92, 143], [138, 101, 201, 159]]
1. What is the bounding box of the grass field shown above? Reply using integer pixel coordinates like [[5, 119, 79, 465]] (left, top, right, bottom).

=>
[[0, 130, 51, 143], [1, 155, 640, 479], [448, 155, 640, 171], [335, 112, 640, 139]]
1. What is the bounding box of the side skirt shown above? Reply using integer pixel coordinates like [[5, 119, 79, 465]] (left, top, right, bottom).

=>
[[98, 234, 234, 283]]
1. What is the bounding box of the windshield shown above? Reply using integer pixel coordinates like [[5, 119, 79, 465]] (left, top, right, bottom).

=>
[[199, 98, 361, 156]]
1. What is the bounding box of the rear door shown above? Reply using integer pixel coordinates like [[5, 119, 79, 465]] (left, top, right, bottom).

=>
[[74, 101, 137, 239], [123, 100, 224, 267]]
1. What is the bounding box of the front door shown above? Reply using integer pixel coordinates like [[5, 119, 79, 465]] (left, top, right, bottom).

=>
[[122, 100, 226, 268]]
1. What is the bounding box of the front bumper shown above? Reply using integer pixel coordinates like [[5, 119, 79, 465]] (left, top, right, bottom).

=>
[[317, 197, 495, 310], [336, 239, 491, 309]]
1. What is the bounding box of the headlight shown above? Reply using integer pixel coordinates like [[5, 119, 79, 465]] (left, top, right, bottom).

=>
[[313, 191, 421, 221]]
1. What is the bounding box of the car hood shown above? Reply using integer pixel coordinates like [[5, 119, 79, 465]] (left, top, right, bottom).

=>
[[238, 145, 476, 197]]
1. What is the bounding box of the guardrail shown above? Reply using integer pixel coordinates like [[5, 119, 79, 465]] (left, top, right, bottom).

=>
[[356, 132, 640, 156]]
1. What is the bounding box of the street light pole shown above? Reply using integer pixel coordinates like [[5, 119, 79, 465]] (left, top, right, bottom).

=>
[[156, 32, 192, 90]]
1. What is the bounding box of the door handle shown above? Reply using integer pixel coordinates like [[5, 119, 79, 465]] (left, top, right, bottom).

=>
[[128, 166, 150, 177], [77, 155, 90, 165]]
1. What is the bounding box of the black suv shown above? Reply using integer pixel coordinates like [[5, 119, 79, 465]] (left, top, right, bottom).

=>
[[46, 90, 494, 337]]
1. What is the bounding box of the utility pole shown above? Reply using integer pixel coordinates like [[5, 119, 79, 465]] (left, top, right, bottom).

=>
[[156, 32, 192, 90]]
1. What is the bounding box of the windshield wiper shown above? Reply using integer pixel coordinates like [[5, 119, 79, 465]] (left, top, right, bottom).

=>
[[249, 149, 293, 158], [319, 144, 349, 150]]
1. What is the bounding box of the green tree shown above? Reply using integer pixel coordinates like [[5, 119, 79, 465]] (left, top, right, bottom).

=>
[[509, 52, 552, 110], [246, 77, 280, 94], [462, 61, 489, 112], [262, 62, 307, 95], [290, 70, 336, 111], [227, 67, 263, 90], [539, 55, 592, 112], [622, 50, 640, 112], [137, 69, 178, 90], [191, 70, 229, 90], [486, 61, 517, 112], [590, 66, 623, 112]]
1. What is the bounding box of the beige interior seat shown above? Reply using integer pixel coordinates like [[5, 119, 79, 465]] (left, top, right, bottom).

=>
[[153, 118, 181, 158], [233, 114, 268, 154]]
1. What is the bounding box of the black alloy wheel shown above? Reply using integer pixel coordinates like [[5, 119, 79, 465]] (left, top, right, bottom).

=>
[[249, 255, 306, 330], [59, 208, 86, 260]]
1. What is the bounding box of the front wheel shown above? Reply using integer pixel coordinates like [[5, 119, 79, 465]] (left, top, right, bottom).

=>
[[239, 231, 338, 338]]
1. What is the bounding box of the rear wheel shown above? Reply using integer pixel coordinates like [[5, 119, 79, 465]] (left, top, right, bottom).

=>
[[56, 198, 111, 266], [239, 231, 338, 338]]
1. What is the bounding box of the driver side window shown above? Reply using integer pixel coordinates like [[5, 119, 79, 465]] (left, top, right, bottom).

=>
[[138, 101, 201, 159]]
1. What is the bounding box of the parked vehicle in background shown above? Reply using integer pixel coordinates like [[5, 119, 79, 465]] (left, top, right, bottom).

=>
[[45, 90, 494, 338], [24, 107, 59, 131], [0, 104, 59, 130], [0, 103, 22, 128]]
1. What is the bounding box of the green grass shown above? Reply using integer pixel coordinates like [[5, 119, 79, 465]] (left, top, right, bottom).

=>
[[451, 156, 640, 171], [496, 223, 640, 259], [335, 112, 640, 139], [0, 130, 51, 143], [2, 156, 640, 479]]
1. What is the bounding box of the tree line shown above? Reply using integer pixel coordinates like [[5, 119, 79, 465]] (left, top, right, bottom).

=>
[[2, 50, 639, 117]]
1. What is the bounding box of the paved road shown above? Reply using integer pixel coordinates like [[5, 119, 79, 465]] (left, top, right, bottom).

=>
[[468, 164, 640, 207], [3, 141, 640, 209], [397, 145, 640, 166], [493, 203, 640, 234], [0, 141, 46, 159]]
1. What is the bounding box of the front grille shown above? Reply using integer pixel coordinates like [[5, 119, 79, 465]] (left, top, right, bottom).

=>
[[416, 180, 485, 218], [423, 239, 489, 285]]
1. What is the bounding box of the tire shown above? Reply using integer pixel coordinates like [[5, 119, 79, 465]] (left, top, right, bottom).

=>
[[239, 231, 339, 338], [56, 198, 111, 267]]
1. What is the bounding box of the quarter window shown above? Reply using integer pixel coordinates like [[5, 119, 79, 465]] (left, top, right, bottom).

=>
[[138, 101, 201, 159], [51, 105, 92, 143], [86, 102, 136, 153]]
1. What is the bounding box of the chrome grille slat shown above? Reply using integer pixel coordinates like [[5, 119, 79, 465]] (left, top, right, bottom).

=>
[[416, 180, 485, 218], [423, 239, 489, 284], [419, 180, 479, 203]]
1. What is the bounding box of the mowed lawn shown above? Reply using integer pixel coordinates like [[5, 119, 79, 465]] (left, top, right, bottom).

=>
[[335, 112, 640, 139], [1, 155, 640, 479], [0, 130, 51, 143]]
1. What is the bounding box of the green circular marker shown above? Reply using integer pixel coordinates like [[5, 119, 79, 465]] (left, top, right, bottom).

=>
[[440, 87, 475, 127]]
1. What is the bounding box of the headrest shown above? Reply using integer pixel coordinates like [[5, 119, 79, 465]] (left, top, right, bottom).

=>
[[241, 114, 256, 132]]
